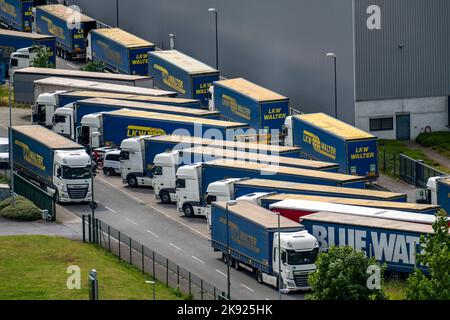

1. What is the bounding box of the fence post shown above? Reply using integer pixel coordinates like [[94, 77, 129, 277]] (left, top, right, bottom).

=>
[[166, 258, 169, 286], [214, 287, 216, 300], [177, 265, 180, 287], [152, 251, 155, 279], [201, 280, 204, 300], [393, 154, 397, 176], [108, 226, 111, 252], [98, 221, 102, 247], [129, 238, 132, 264], [141, 245, 145, 273], [188, 272, 191, 295], [82, 215, 86, 243], [88, 215, 92, 243], [118, 231, 121, 260]]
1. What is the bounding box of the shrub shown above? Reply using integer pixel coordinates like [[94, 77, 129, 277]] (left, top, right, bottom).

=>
[[0, 196, 42, 221]]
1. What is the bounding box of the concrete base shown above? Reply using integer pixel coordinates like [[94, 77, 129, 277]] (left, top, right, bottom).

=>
[[355, 96, 449, 140]]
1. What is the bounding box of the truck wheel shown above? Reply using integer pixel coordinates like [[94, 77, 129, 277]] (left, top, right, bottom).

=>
[[183, 204, 194, 217], [127, 175, 138, 188], [103, 168, 109, 175], [160, 191, 171, 204], [256, 270, 263, 284]]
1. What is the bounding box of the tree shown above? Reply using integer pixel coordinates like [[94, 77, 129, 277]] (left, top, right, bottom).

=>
[[307, 246, 387, 300], [30, 45, 54, 68], [80, 60, 105, 72], [406, 210, 450, 300]]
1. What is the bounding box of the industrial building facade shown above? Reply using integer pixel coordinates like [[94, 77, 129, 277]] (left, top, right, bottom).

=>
[[70, 0, 450, 140]]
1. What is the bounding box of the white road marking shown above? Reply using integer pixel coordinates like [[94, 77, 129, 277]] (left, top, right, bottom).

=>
[[97, 176, 145, 204], [126, 218, 137, 225], [240, 284, 254, 292], [147, 230, 159, 238], [169, 243, 181, 251], [191, 256, 205, 264], [66, 62, 78, 69], [150, 205, 210, 240], [216, 270, 227, 277], [105, 206, 117, 214]]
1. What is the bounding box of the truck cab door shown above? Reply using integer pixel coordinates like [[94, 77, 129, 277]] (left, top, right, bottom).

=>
[[53, 114, 71, 139]]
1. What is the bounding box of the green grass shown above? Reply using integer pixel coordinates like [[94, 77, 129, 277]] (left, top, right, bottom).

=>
[[416, 131, 450, 159], [0, 173, 7, 184], [0, 84, 30, 108], [0, 196, 42, 221], [0, 235, 187, 300], [383, 279, 407, 300], [379, 139, 450, 178]]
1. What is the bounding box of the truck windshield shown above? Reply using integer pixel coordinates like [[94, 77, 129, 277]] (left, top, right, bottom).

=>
[[286, 248, 319, 265], [62, 166, 91, 179]]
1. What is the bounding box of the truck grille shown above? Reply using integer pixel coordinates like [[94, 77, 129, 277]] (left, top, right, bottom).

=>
[[67, 185, 88, 199], [293, 270, 313, 288]]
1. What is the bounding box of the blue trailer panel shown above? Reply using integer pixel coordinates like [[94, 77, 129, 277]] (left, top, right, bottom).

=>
[[201, 160, 368, 199], [300, 212, 434, 273], [35, 5, 96, 56], [437, 178, 450, 214], [233, 179, 408, 203], [213, 78, 289, 131], [149, 50, 220, 106], [0, 0, 45, 31], [211, 201, 304, 273], [101, 110, 248, 147], [58, 91, 203, 110], [90, 28, 155, 75], [287, 113, 378, 178], [0, 29, 56, 72]]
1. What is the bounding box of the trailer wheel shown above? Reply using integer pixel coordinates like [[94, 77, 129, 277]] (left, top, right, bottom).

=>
[[183, 204, 194, 217], [160, 191, 171, 204], [127, 175, 138, 188], [256, 270, 263, 284]]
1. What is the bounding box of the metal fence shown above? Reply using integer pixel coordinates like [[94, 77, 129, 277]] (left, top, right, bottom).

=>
[[379, 150, 447, 187], [82, 215, 227, 300]]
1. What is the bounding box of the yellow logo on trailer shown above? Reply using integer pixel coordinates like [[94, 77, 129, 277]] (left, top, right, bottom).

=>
[[0, 0, 17, 17], [222, 94, 251, 120], [15, 140, 46, 171], [153, 64, 186, 94], [219, 216, 261, 255], [126, 125, 166, 137], [41, 16, 65, 39], [96, 40, 122, 65], [303, 130, 337, 160]]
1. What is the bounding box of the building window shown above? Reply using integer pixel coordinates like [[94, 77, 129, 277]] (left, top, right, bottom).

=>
[[370, 117, 394, 131]]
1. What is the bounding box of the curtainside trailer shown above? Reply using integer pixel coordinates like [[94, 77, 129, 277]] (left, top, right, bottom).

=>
[[0, 0, 45, 31], [87, 28, 155, 75], [284, 113, 378, 179]]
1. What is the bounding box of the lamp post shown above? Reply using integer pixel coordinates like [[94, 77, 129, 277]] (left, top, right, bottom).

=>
[[145, 280, 156, 300], [116, 0, 119, 27], [89, 131, 100, 242], [208, 8, 219, 69], [274, 211, 282, 300], [326, 52, 338, 119], [225, 200, 237, 300], [7, 80, 14, 204]]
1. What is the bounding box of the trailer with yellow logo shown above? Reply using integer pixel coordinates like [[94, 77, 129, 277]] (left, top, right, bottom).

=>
[[284, 113, 378, 179]]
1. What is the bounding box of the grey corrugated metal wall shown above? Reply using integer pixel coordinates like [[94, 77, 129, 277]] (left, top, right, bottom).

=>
[[69, 0, 356, 124], [355, 0, 450, 101]]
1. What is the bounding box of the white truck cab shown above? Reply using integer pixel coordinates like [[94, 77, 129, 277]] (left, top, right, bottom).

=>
[[207, 86, 215, 111], [33, 91, 68, 127], [78, 113, 102, 147], [175, 163, 204, 217], [119, 136, 153, 188], [417, 176, 449, 205], [8, 47, 36, 78], [52, 149, 93, 203], [283, 116, 294, 147], [235, 192, 275, 205], [152, 151, 181, 203]]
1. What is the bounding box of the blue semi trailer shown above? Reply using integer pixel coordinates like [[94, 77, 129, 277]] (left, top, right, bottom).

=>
[[0, 0, 45, 31], [35, 4, 97, 59], [87, 28, 155, 76], [0, 29, 55, 75], [284, 113, 379, 179], [80, 109, 249, 148], [210, 201, 318, 292], [300, 211, 437, 273], [149, 50, 220, 106], [210, 78, 289, 133], [232, 179, 407, 202]]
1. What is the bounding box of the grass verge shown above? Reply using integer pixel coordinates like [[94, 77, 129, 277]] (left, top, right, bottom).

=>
[[383, 279, 407, 300], [416, 131, 450, 160], [0, 235, 187, 300], [0, 196, 42, 221]]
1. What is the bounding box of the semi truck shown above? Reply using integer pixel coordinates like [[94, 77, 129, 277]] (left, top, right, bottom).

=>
[[86, 28, 155, 75], [0, 0, 46, 31], [208, 78, 289, 135], [34, 5, 97, 60], [148, 50, 220, 106], [245, 193, 440, 214], [269, 199, 437, 225], [12, 125, 92, 203], [300, 211, 438, 273], [0, 30, 55, 77], [52, 97, 220, 137], [284, 113, 379, 179], [210, 201, 318, 292], [119, 135, 302, 189], [150, 146, 338, 204], [175, 159, 368, 218], [29, 77, 176, 105], [417, 176, 450, 215], [79, 109, 249, 149], [225, 178, 407, 202]]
